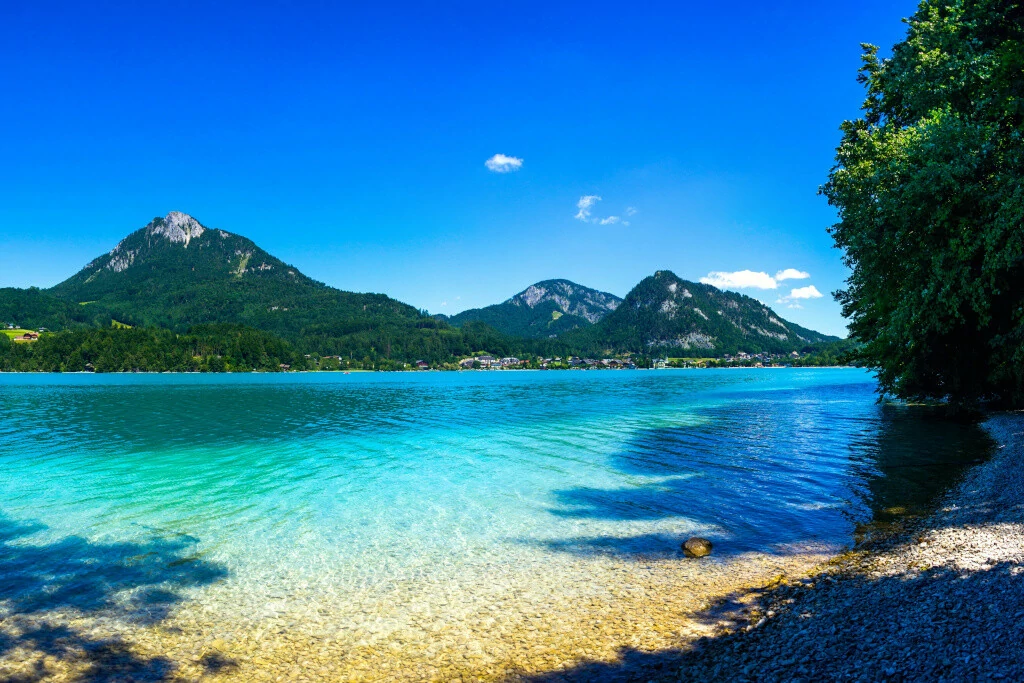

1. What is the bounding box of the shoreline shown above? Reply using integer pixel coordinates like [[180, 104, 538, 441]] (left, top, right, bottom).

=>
[[561, 412, 1024, 682], [0, 365, 858, 375]]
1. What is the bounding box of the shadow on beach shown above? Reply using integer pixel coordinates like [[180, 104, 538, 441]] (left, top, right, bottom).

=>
[[0, 515, 228, 682]]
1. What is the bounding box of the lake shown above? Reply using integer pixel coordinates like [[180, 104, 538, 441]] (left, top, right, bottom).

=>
[[0, 369, 992, 681]]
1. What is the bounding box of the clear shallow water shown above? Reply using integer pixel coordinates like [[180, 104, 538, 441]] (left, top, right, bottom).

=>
[[0, 369, 993, 679]]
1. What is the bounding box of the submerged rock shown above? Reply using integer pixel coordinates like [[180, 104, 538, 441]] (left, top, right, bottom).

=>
[[683, 537, 713, 558]]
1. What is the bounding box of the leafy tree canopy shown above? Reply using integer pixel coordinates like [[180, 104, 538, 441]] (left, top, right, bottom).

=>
[[823, 0, 1024, 407]]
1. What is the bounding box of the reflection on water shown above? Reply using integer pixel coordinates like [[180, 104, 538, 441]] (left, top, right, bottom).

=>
[[855, 406, 993, 537], [0, 369, 993, 680]]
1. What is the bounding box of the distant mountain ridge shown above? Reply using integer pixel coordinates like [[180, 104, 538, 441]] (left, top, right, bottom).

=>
[[446, 279, 622, 338], [568, 270, 836, 355], [1, 212, 839, 362]]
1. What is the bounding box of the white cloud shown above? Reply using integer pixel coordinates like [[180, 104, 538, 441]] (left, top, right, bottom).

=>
[[789, 285, 823, 299], [775, 268, 810, 281], [700, 270, 779, 290], [575, 195, 602, 221], [484, 153, 523, 173], [787, 303, 804, 309], [440, 301, 448, 307], [575, 196, 632, 225]]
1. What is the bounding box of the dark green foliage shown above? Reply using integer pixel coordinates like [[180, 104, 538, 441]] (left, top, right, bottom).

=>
[[0, 325, 304, 373], [791, 339, 863, 367], [564, 271, 836, 356], [0, 287, 112, 330], [823, 0, 1024, 407], [446, 299, 592, 338]]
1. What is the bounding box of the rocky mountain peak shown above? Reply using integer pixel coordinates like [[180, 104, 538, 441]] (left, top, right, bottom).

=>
[[508, 279, 621, 324], [146, 211, 207, 247]]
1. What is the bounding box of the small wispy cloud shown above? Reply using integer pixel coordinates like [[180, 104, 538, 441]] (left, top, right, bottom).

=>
[[440, 301, 448, 307], [625, 206, 637, 217], [700, 270, 779, 290], [575, 196, 631, 225], [575, 195, 602, 221], [485, 154, 523, 173], [775, 268, 810, 281]]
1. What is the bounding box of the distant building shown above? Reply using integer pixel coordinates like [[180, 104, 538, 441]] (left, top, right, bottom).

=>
[[415, 360, 429, 369]]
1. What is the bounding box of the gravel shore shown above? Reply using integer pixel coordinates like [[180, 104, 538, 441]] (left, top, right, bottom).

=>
[[527, 412, 1024, 682]]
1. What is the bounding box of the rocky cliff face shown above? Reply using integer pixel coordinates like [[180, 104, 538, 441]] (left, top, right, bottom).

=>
[[146, 211, 206, 246], [508, 280, 621, 323]]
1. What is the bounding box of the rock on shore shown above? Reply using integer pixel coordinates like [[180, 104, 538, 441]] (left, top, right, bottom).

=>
[[682, 538, 713, 558]]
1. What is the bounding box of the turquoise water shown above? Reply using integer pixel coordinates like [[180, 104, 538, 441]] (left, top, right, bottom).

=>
[[0, 369, 993, 678]]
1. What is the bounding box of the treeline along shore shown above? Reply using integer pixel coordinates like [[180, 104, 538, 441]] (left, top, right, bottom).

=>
[[0, 323, 856, 373]]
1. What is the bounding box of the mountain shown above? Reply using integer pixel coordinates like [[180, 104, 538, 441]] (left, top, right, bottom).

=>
[[446, 279, 622, 338], [46, 211, 421, 337], [0, 211, 530, 364], [0, 213, 840, 365], [566, 270, 837, 355]]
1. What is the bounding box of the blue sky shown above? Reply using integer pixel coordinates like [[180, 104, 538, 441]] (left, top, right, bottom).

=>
[[0, 1, 916, 337]]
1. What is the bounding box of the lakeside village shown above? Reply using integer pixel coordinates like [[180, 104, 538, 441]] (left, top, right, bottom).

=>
[[312, 350, 817, 372], [452, 350, 806, 370]]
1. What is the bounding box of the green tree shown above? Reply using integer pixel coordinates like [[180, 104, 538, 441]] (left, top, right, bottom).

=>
[[822, 0, 1024, 407]]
